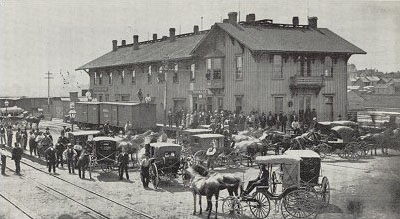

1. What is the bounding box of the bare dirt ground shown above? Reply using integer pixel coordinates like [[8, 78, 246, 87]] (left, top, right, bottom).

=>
[[1, 119, 399, 219]]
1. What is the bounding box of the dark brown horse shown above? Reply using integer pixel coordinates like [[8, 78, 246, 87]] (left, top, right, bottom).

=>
[[26, 114, 44, 129], [182, 164, 242, 219]]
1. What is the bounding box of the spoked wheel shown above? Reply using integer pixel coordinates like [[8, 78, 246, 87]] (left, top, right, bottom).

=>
[[320, 177, 330, 207], [316, 143, 332, 159], [100, 163, 113, 173], [227, 155, 241, 169], [222, 196, 243, 219], [281, 189, 319, 219], [193, 150, 207, 165], [149, 163, 159, 189], [248, 192, 271, 219]]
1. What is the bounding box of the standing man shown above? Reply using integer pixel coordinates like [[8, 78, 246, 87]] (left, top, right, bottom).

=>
[[29, 131, 37, 156], [103, 121, 111, 136], [206, 141, 217, 170], [0, 125, 6, 146], [137, 88, 144, 103], [144, 94, 152, 105], [140, 153, 151, 188], [281, 112, 288, 133], [168, 108, 173, 127], [21, 128, 28, 150], [15, 128, 22, 147], [118, 148, 130, 180], [56, 132, 69, 168], [6, 126, 13, 147], [63, 143, 76, 174], [45, 146, 57, 174], [124, 121, 133, 135], [11, 143, 23, 175]]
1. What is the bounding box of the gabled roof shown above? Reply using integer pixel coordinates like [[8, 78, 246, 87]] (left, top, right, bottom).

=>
[[366, 76, 380, 82], [358, 77, 370, 83], [378, 78, 392, 83], [194, 22, 366, 54], [375, 83, 393, 89], [77, 32, 207, 70]]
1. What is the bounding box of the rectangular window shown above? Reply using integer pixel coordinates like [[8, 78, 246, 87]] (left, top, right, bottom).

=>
[[99, 73, 103, 85], [121, 70, 125, 84], [132, 70, 136, 84], [105, 94, 109, 102], [306, 58, 311, 76], [213, 58, 222, 79], [148, 65, 152, 84], [217, 97, 223, 110], [235, 96, 243, 114], [114, 94, 121, 101], [273, 55, 283, 78], [93, 72, 97, 85], [158, 66, 165, 83], [206, 59, 212, 80], [274, 97, 283, 114], [298, 56, 311, 76], [108, 72, 113, 85], [121, 94, 130, 101], [324, 57, 333, 77], [173, 64, 179, 83], [190, 64, 196, 82], [235, 55, 243, 80], [98, 95, 103, 102]]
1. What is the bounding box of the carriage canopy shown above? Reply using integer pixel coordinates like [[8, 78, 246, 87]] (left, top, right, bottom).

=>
[[149, 142, 182, 159], [283, 150, 321, 159], [93, 136, 118, 164], [331, 126, 356, 143], [255, 155, 301, 165]]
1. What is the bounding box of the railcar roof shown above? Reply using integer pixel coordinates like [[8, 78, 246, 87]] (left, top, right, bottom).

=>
[[283, 150, 321, 159], [150, 142, 181, 148]]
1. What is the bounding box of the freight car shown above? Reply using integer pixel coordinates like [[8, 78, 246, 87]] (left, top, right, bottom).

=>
[[75, 101, 156, 132]]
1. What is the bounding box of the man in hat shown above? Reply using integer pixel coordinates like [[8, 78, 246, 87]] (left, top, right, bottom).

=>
[[137, 88, 143, 103], [242, 164, 269, 197], [56, 132, 69, 168], [15, 128, 22, 147], [11, 143, 23, 175], [206, 141, 217, 170], [118, 148, 130, 180], [104, 121, 111, 136], [63, 143, 77, 174], [44, 145, 57, 174], [29, 131, 37, 156], [140, 153, 151, 188], [6, 125, 12, 147], [0, 125, 6, 146], [45, 127, 53, 141]]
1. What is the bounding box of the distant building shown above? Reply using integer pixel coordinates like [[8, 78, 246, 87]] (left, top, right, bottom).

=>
[[77, 13, 365, 122]]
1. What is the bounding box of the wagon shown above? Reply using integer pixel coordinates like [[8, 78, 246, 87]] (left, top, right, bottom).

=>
[[222, 150, 328, 219], [91, 136, 119, 173], [147, 142, 182, 189], [67, 130, 102, 146], [316, 125, 364, 160], [177, 128, 213, 145]]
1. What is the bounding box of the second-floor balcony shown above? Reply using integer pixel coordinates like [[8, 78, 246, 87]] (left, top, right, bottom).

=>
[[290, 75, 324, 89]]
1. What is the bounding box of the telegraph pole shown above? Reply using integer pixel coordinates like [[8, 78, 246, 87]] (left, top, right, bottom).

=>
[[44, 71, 54, 112]]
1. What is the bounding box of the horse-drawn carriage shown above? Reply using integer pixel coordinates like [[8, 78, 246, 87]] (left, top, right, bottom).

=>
[[222, 150, 329, 219], [91, 136, 120, 173], [146, 142, 182, 189]]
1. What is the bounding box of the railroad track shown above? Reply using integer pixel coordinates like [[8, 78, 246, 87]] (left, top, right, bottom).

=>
[[0, 192, 36, 219], [3, 155, 154, 219]]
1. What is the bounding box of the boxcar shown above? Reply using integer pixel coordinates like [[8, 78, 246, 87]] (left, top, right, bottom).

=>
[[75, 102, 100, 129]]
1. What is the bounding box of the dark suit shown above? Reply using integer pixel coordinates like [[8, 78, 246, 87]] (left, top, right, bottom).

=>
[[244, 169, 269, 195], [11, 147, 23, 174]]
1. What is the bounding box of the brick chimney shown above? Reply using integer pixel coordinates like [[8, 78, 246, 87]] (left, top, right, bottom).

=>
[[292, 16, 299, 26], [308, 17, 318, 28], [133, 35, 139, 50], [228, 12, 238, 24], [223, 19, 229, 23], [153, 33, 157, 41], [246, 13, 256, 23], [169, 28, 176, 42], [162, 36, 168, 40], [112, 40, 117, 51], [121, 40, 126, 46], [193, 25, 199, 34]]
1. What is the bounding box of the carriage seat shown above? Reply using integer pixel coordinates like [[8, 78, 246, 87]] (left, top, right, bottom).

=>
[[255, 186, 269, 192]]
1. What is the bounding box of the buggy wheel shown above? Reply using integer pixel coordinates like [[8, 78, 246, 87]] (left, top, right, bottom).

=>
[[193, 150, 207, 165], [281, 189, 319, 219], [317, 143, 331, 159], [222, 196, 243, 219], [100, 163, 113, 173], [149, 163, 159, 189], [320, 177, 330, 207], [249, 191, 271, 219]]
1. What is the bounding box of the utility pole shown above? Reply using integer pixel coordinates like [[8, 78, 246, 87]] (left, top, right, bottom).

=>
[[44, 71, 54, 112]]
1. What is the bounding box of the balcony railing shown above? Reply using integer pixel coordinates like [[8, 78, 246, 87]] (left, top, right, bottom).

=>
[[290, 76, 324, 89]]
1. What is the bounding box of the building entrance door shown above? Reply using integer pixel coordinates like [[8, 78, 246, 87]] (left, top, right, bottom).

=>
[[173, 99, 185, 112], [298, 95, 313, 122]]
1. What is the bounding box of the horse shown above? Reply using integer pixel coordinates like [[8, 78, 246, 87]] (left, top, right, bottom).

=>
[[25, 114, 44, 129], [36, 134, 52, 159], [76, 150, 91, 179], [182, 164, 242, 219], [362, 128, 395, 156]]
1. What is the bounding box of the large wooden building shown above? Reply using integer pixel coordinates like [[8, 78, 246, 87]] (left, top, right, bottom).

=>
[[77, 12, 365, 122]]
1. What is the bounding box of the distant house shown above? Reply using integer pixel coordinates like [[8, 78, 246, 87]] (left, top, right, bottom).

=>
[[352, 77, 370, 88], [366, 76, 380, 86], [375, 83, 395, 95], [377, 77, 392, 85]]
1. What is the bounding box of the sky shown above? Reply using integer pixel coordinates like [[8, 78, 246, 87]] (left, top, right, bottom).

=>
[[1, 0, 399, 97]]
